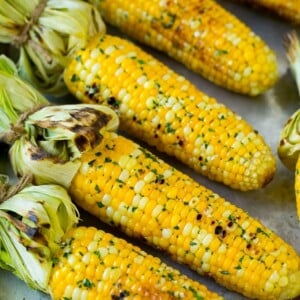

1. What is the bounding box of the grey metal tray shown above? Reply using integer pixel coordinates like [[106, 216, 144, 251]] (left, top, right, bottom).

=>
[[0, 1, 299, 299]]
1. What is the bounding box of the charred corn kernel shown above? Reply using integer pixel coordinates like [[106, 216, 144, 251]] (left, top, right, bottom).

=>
[[88, 0, 278, 95], [294, 155, 300, 224], [49, 226, 221, 300], [233, 0, 300, 24], [68, 131, 300, 300], [65, 34, 276, 191]]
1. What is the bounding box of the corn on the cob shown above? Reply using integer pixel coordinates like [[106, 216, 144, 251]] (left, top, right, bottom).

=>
[[50, 226, 223, 300], [88, 0, 279, 95], [232, 0, 300, 24], [11, 127, 300, 299], [1, 57, 299, 300], [6, 105, 300, 300], [0, 176, 221, 300], [64, 130, 300, 300], [64, 34, 276, 191]]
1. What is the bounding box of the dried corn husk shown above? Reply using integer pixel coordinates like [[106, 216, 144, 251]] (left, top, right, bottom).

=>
[[0, 0, 106, 95], [0, 174, 79, 292]]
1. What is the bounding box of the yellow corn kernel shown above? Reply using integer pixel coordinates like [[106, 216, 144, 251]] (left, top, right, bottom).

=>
[[65, 34, 276, 191], [89, 0, 278, 95], [68, 131, 300, 300], [49, 226, 222, 300]]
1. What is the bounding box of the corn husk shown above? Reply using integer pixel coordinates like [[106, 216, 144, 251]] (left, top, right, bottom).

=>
[[0, 55, 119, 187], [0, 54, 47, 135], [0, 0, 106, 95], [278, 109, 300, 170], [285, 31, 300, 95], [0, 174, 79, 292], [10, 104, 119, 187], [278, 32, 300, 170]]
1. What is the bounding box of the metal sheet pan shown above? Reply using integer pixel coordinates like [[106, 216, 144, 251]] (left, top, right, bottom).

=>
[[0, 1, 299, 299]]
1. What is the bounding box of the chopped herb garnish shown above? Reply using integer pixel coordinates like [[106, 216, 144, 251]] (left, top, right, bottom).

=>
[[97, 202, 105, 208], [94, 250, 101, 258], [214, 49, 228, 57], [77, 278, 95, 289], [63, 251, 71, 258], [95, 184, 101, 192], [88, 159, 96, 166], [71, 74, 80, 82], [165, 122, 175, 133], [256, 227, 270, 237], [189, 286, 204, 300]]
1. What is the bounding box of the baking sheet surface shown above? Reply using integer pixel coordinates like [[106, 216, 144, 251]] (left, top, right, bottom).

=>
[[0, 1, 299, 299]]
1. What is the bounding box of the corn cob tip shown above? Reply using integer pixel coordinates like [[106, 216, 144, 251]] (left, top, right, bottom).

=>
[[278, 269, 300, 300]]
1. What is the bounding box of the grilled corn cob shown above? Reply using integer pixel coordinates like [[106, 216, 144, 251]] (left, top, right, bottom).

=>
[[0, 176, 221, 300], [88, 0, 279, 95], [11, 126, 300, 300], [69, 131, 300, 300], [232, 0, 300, 24], [1, 56, 299, 300], [64, 34, 276, 191], [50, 226, 223, 300], [13, 129, 300, 300]]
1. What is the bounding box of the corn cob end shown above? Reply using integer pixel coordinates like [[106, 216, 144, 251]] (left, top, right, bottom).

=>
[[278, 269, 300, 299]]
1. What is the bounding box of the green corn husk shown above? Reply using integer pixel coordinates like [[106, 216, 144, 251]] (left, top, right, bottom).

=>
[[285, 31, 300, 95], [278, 109, 300, 170], [10, 103, 119, 187], [0, 55, 119, 187], [0, 54, 48, 136], [1, 46, 300, 300], [0, 0, 106, 95], [0, 174, 79, 292], [278, 32, 300, 170]]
